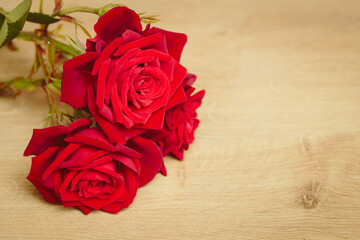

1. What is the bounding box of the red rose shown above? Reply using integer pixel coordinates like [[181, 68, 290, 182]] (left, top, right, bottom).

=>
[[145, 74, 205, 160], [61, 6, 189, 144], [24, 119, 163, 214]]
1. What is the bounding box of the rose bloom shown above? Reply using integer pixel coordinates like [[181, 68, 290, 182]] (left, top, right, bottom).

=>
[[61, 6, 189, 144], [144, 74, 205, 160], [24, 119, 163, 214]]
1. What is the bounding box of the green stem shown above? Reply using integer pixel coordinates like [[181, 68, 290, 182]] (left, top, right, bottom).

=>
[[39, 0, 44, 13], [52, 7, 98, 16], [36, 45, 49, 78]]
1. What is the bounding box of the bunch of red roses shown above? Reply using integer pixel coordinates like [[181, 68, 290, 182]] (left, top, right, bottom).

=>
[[23, 7, 205, 214]]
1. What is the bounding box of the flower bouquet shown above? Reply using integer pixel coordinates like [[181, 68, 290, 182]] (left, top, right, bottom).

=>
[[0, 0, 204, 214]]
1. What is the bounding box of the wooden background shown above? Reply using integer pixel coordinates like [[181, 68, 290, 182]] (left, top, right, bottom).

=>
[[0, 0, 360, 239]]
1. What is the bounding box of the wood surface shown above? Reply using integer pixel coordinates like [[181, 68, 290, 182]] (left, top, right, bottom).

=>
[[0, 0, 360, 239]]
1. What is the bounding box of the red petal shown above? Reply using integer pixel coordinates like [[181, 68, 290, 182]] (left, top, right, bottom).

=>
[[88, 84, 143, 144], [96, 58, 111, 110], [61, 52, 100, 108], [114, 144, 142, 159], [79, 179, 125, 210], [113, 33, 164, 57], [24, 125, 68, 156], [65, 128, 116, 152], [92, 37, 124, 75], [144, 27, 187, 62], [127, 136, 163, 187], [111, 153, 140, 174], [68, 119, 93, 132], [101, 202, 124, 213], [166, 85, 187, 110], [93, 7, 142, 45], [62, 201, 81, 207], [42, 143, 81, 180], [77, 205, 93, 215], [53, 170, 63, 198], [160, 161, 167, 176], [168, 62, 187, 100], [183, 73, 197, 87], [135, 107, 165, 130], [27, 146, 61, 202], [59, 171, 77, 193]]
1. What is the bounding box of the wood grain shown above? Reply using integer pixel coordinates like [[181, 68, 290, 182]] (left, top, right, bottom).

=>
[[0, 0, 360, 239]]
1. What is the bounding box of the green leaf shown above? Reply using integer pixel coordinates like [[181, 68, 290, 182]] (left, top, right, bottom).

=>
[[0, 15, 9, 47], [68, 35, 85, 54], [54, 39, 79, 56], [0, 0, 32, 48], [49, 77, 61, 88], [6, 0, 32, 23], [26, 12, 60, 24], [13, 78, 32, 89], [26, 84, 37, 92]]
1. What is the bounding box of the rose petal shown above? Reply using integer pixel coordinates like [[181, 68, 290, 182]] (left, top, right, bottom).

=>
[[59, 170, 77, 193], [168, 62, 187, 100], [88, 84, 143, 144], [135, 107, 165, 129], [96, 58, 111, 110], [61, 52, 100, 108], [144, 27, 187, 62], [79, 178, 125, 210], [42, 143, 81, 180], [68, 155, 113, 171], [113, 33, 164, 57], [65, 128, 116, 152], [27, 146, 61, 202], [114, 144, 142, 159], [183, 73, 197, 87], [104, 48, 141, 105], [92, 7, 142, 46], [166, 85, 187, 110], [92, 37, 124, 75], [24, 125, 68, 156], [111, 153, 139, 174], [101, 202, 124, 214], [68, 119, 93, 132], [127, 136, 163, 187], [77, 205, 93, 215]]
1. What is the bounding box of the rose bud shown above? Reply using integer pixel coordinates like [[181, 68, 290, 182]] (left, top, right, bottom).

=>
[[61, 6, 189, 144], [24, 119, 163, 214]]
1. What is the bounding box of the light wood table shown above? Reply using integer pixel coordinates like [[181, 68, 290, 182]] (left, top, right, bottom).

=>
[[0, 0, 360, 239]]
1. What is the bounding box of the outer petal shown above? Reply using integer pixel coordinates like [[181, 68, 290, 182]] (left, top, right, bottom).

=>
[[101, 202, 125, 214], [24, 119, 93, 156], [68, 119, 93, 132], [24, 125, 68, 156], [61, 52, 100, 109], [127, 136, 163, 187], [183, 73, 197, 87], [144, 27, 187, 62], [91, 7, 142, 47], [77, 205, 93, 215], [27, 146, 61, 202]]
